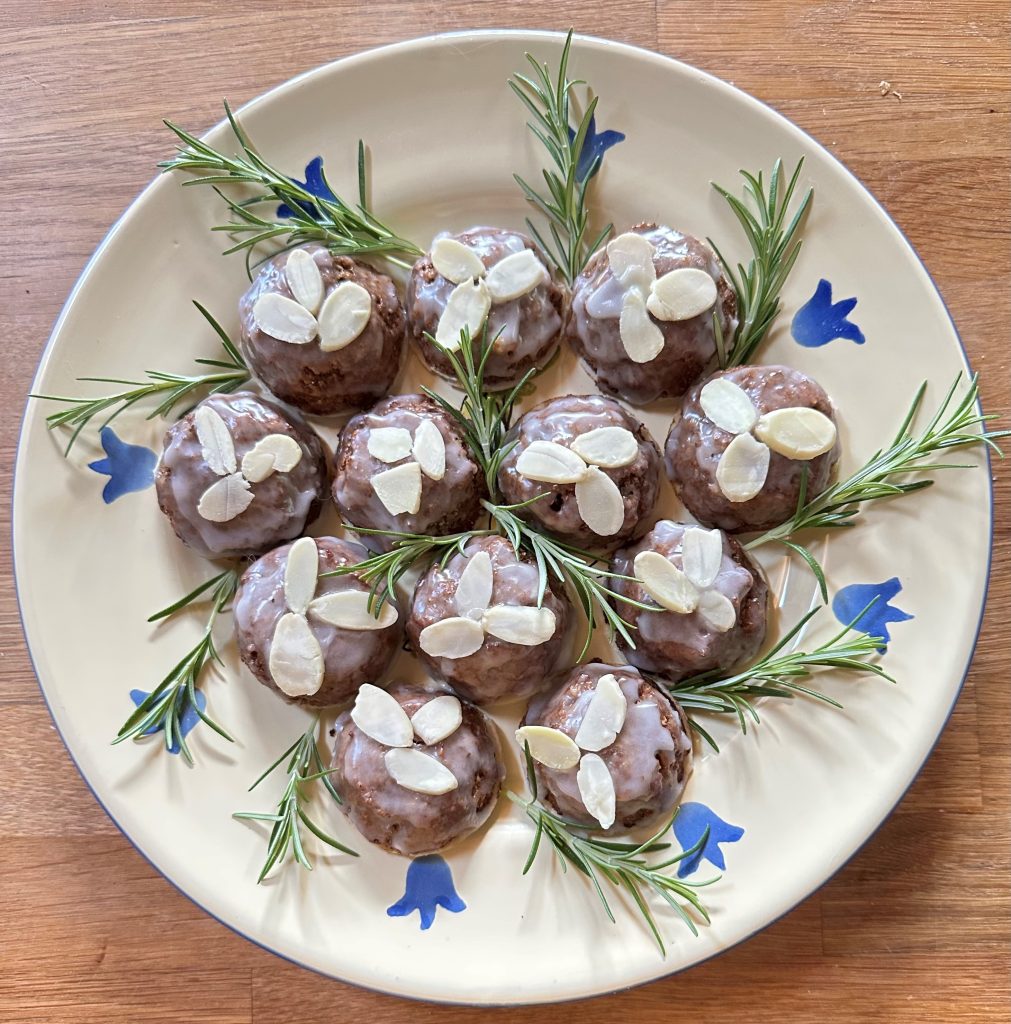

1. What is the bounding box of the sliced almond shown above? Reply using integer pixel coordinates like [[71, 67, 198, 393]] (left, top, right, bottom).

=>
[[384, 747, 459, 795], [514, 725, 580, 771], [697, 589, 737, 633], [619, 289, 665, 364], [308, 590, 398, 630], [569, 426, 639, 468], [515, 439, 588, 484], [754, 407, 838, 460], [606, 232, 657, 291], [317, 281, 372, 352], [576, 753, 616, 830], [284, 249, 325, 314], [351, 683, 414, 747], [431, 237, 486, 284], [573, 674, 627, 752], [647, 267, 718, 322], [417, 616, 486, 659], [485, 249, 548, 302], [196, 473, 253, 522], [410, 695, 463, 746], [574, 466, 625, 537], [699, 378, 760, 435], [371, 462, 423, 516], [367, 426, 414, 463], [412, 418, 446, 481], [252, 291, 318, 344], [434, 278, 491, 352], [194, 406, 236, 476], [633, 550, 699, 613], [454, 550, 494, 618], [715, 432, 771, 502], [283, 536, 318, 614], [268, 612, 324, 697], [240, 433, 303, 483], [681, 527, 724, 589], [482, 605, 557, 646]]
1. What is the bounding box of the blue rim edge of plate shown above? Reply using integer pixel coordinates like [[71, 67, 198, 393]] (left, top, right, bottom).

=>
[[11, 29, 996, 1007]]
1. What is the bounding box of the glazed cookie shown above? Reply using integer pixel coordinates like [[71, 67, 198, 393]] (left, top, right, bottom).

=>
[[239, 244, 406, 415], [155, 391, 327, 559]]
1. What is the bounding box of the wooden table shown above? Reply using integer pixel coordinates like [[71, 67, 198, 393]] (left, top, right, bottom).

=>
[[2, 2, 1008, 1021]]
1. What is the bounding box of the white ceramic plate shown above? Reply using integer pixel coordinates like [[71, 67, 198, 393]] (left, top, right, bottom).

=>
[[15, 31, 991, 1005]]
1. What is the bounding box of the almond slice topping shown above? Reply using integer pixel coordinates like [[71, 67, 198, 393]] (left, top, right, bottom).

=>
[[417, 617, 486, 659], [351, 683, 414, 747], [194, 406, 236, 476], [576, 753, 616, 829], [240, 433, 303, 483], [308, 590, 398, 630], [574, 674, 627, 752], [681, 527, 724, 589], [283, 536, 318, 615], [252, 292, 318, 344], [606, 232, 657, 291], [634, 550, 699, 613], [618, 289, 665, 363], [431, 237, 486, 284], [515, 439, 588, 484], [716, 432, 771, 502], [700, 378, 760, 435], [454, 550, 494, 618], [569, 426, 639, 468], [412, 419, 446, 481], [647, 267, 718, 322], [410, 695, 463, 746], [367, 426, 414, 463], [485, 249, 548, 302], [697, 589, 737, 633], [435, 278, 491, 352], [371, 462, 423, 516], [481, 605, 557, 646], [575, 466, 625, 537], [754, 407, 837, 460], [515, 725, 580, 771], [284, 249, 325, 314], [268, 612, 324, 697], [196, 473, 253, 522], [317, 281, 372, 352], [384, 748, 459, 795]]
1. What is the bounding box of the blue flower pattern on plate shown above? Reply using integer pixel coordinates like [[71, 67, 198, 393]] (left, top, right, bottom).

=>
[[792, 279, 866, 348], [128, 688, 205, 756], [387, 855, 466, 930], [88, 426, 157, 503], [276, 156, 336, 220], [832, 578, 913, 650], [673, 802, 745, 878], [567, 114, 625, 181]]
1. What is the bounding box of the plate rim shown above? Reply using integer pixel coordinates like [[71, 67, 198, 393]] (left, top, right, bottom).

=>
[[11, 28, 995, 1005]]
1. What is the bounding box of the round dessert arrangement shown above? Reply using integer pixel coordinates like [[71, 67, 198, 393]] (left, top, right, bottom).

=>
[[16, 31, 1000, 1005]]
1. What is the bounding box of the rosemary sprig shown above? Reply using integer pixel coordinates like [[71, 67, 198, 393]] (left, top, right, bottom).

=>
[[508, 745, 714, 954], [113, 567, 240, 764], [234, 718, 356, 882], [321, 525, 488, 613], [161, 101, 422, 272], [487, 500, 653, 659], [670, 604, 892, 752], [510, 30, 612, 284], [31, 302, 249, 454], [709, 158, 813, 367], [748, 374, 1009, 593], [421, 326, 541, 497]]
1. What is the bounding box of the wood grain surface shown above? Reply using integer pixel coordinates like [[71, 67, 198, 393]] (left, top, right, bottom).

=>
[[1, 2, 1008, 1021]]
